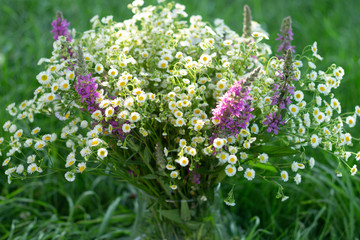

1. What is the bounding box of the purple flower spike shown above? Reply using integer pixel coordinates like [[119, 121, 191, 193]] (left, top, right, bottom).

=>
[[51, 12, 72, 41], [276, 16, 295, 57], [74, 73, 99, 113], [211, 68, 260, 141]]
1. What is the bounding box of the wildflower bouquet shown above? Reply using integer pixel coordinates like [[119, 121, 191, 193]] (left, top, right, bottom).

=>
[[1, 0, 360, 238]]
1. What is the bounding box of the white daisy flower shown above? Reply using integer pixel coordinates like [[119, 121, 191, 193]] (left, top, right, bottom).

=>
[[294, 173, 301, 184], [177, 156, 189, 167], [97, 148, 108, 159], [170, 171, 179, 178], [309, 157, 315, 168], [228, 155, 238, 164], [293, 90, 304, 102], [225, 165, 236, 177], [95, 63, 104, 74], [244, 168, 255, 181], [213, 138, 225, 149], [346, 116, 356, 128], [280, 170, 289, 182], [258, 153, 269, 163], [65, 171, 76, 182]]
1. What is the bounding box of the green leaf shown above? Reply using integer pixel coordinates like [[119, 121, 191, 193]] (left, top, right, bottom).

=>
[[143, 147, 151, 164], [142, 174, 157, 179], [248, 161, 277, 173], [97, 197, 121, 236], [160, 209, 182, 224], [214, 166, 226, 184], [181, 200, 191, 221], [252, 145, 299, 157]]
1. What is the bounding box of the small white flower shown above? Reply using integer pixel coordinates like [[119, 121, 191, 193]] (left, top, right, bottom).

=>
[[122, 123, 131, 133], [244, 168, 255, 181], [170, 171, 179, 178], [258, 153, 269, 163], [213, 138, 225, 149], [310, 134, 321, 148], [177, 156, 189, 167], [16, 164, 24, 174], [77, 162, 86, 173], [280, 170, 289, 182], [351, 165, 358, 176], [65, 171, 76, 182], [309, 157, 315, 168], [27, 163, 38, 174], [105, 107, 115, 118], [346, 116, 356, 128], [108, 68, 118, 77], [291, 161, 299, 172], [158, 60, 168, 69], [289, 104, 299, 115], [293, 90, 304, 102], [97, 148, 108, 159], [228, 155, 238, 164], [294, 173, 302, 184], [225, 165, 236, 177], [129, 112, 141, 123], [95, 63, 104, 74]]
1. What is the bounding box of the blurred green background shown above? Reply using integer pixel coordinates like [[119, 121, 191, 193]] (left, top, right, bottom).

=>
[[1, 0, 360, 239]]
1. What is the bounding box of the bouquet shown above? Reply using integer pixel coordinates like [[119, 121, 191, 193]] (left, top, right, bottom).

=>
[[1, 0, 359, 238]]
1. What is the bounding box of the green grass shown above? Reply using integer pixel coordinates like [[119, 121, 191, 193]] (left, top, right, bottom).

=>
[[1, 0, 360, 239]]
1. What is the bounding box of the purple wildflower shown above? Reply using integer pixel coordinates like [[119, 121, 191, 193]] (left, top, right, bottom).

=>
[[264, 50, 296, 134], [211, 68, 260, 140], [262, 112, 285, 135], [51, 14, 72, 41], [276, 16, 295, 57], [74, 73, 99, 113]]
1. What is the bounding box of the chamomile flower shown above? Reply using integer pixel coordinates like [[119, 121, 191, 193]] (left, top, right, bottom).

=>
[[95, 63, 104, 74], [14, 129, 23, 139], [258, 153, 269, 163], [309, 157, 315, 168], [170, 185, 178, 190], [105, 107, 115, 118], [356, 152, 360, 161], [250, 124, 259, 134], [213, 138, 225, 149], [77, 162, 86, 173], [60, 79, 70, 90], [225, 165, 236, 177], [244, 168, 255, 181], [108, 68, 118, 77], [166, 164, 176, 170], [158, 60, 168, 69], [199, 54, 211, 65], [36, 71, 51, 85], [27, 163, 38, 174], [310, 134, 321, 148], [65, 158, 76, 168], [294, 173, 301, 184], [129, 112, 141, 123], [289, 104, 299, 115], [293, 90, 304, 102], [35, 141, 46, 150], [170, 171, 179, 178], [346, 116, 356, 128], [228, 155, 238, 164], [2, 157, 11, 166], [280, 170, 289, 182], [97, 148, 108, 159], [65, 171, 76, 182], [177, 156, 189, 167], [26, 154, 35, 163]]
